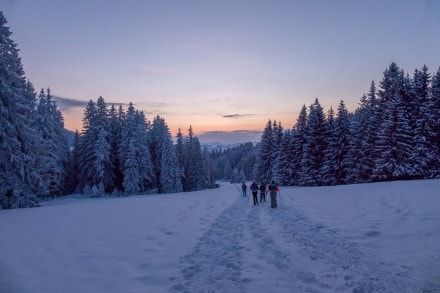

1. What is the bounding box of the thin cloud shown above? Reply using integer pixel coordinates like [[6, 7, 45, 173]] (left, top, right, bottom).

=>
[[52, 96, 129, 112], [222, 114, 254, 118]]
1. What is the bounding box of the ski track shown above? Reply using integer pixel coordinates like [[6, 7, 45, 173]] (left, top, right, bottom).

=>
[[171, 190, 438, 293], [170, 198, 247, 293]]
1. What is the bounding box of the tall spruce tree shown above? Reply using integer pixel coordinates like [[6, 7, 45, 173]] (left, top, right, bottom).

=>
[[429, 67, 440, 177], [183, 126, 208, 191], [151, 115, 182, 193], [373, 63, 415, 180], [256, 120, 275, 183], [410, 66, 432, 177], [93, 96, 114, 192], [33, 88, 69, 197], [299, 98, 326, 185], [0, 12, 40, 208], [291, 105, 308, 185], [321, 107, 338, 185]]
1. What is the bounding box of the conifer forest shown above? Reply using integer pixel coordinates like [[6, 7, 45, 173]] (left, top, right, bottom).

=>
[[1, 11, 440, 209]]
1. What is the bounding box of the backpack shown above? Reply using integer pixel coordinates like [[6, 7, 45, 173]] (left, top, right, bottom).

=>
[[269, 183, 277, 192]]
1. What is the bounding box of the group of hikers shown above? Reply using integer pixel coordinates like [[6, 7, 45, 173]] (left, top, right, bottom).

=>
[[241, 180, 279, 208]]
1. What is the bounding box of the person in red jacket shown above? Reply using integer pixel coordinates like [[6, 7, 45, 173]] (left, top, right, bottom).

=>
[[268, 180, 279, 208]]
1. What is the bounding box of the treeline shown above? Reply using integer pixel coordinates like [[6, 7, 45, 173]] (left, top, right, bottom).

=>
[[67, 98, 210, 197], [0, 12, 210, 209], [255, 63, 440, 186], [209, 142, 257, 183]]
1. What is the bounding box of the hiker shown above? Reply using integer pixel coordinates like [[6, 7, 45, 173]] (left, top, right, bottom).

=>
[[259, 182, 266, 202], [241, 182, 247, 197], [250, 181, 259, 205], [268, 180, 279, 208]]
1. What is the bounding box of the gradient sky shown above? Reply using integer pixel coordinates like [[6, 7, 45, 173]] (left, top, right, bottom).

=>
[[2, 0, 440, 142]]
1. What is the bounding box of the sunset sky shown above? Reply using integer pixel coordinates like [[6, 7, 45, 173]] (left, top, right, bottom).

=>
[[2, 0, 440, 143]]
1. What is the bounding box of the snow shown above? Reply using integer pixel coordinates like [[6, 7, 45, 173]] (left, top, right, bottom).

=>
[[1, 180, 439, 292]]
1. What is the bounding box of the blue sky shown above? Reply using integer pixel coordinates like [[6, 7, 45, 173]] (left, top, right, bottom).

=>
[[2, 0, 440, 142]]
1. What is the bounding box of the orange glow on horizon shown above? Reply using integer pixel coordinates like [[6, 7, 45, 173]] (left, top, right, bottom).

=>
[[63, 111, 266, 136]]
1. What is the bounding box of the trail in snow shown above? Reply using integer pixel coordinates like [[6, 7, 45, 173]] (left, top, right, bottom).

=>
[[171, 187, 438, 293], [170, 192, 248, 292]]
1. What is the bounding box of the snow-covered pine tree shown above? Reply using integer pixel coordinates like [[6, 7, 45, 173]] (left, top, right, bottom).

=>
[[348, 81, 379, 183], [271, 120, 283, 184], [202, 147, 217, 189], [428, 67, 440, 177], [159, 131, 183, 193], [299, 98, 326, 186], [94, 96, 114, 192], [373, 63, 415, 181], [119, 105, 154, 195], [273, 130, 293, 186], [175, 128, 186, 187], [321, 107, 338, 185], [223, 160, 233, 181], [333, 101, 351, 184], [33, 88, 69, 197], [108, 104, 124, 191], [184, 126, 208, 191], [122, 137, 142, 195], [77, 100, 98, 191], [135, 111, 154, 191], [150, 115, 168, 192], [256, 120, 274, 183], [65, 130, 80, 194], [75, 97, 114, 194], [151, 115, 182, 193], [0, 12, 40, 208], [410, 65, 432, 178], [230, 167, 240, 184], [290, 105, 308, 185]]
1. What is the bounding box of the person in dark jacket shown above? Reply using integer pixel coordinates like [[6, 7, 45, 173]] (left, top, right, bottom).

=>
[[259, 182, 266, 202], [241, 182, 247, 197], [268, 181, 279, 208], [250, 181, 259, 205]]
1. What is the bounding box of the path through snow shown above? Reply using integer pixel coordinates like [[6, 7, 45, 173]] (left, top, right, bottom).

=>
[[170, 184, 438, 292]]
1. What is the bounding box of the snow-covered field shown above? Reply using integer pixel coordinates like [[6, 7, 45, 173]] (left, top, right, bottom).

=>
[[1, 180, 439, 292]]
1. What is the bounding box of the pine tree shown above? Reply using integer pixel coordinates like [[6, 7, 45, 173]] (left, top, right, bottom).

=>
[[291, 105, 308, 185], [65, 130, 80, 194], [428, 67, 440, 177], [230, 167, 240, 183], [373, 63, 415, 180], [333, 101, 351, 184], [271, 120, 284, 184], [184, 126, 207, 191], [256, 120, 274, 183], [299, 98, 326, 185], [321, 107, 338, 185], [151, 115, 182, 193], [119, 106, 154, 195], [108, 104, 124, 191], [410, 65, 432, 178], [0, 12, 40, 208], [33, 88, 69, 197], [77, 100, 98, 191], [273, 130, 293, 185], [160, 136, 183, 193]]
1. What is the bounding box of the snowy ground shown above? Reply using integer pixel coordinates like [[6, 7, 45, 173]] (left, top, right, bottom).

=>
[[1, 180, 439, 292]]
